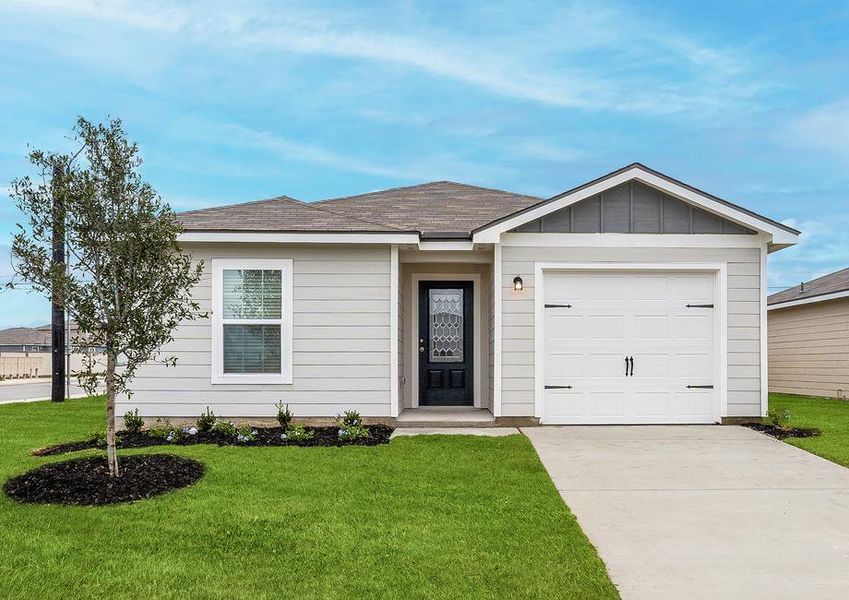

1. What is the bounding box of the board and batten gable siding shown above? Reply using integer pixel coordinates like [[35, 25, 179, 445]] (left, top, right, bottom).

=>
[[514, 181, 756, 235], [499, 242, 763, 418], [119, 244, 392, 418], [769, 298, 849, 398]]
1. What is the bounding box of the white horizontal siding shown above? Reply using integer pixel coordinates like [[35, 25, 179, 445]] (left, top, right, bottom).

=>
[[120, 244, 392, 418], [500, 245, 763, 417]]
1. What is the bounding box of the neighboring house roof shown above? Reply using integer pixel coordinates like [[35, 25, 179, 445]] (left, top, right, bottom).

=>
[[768, 267, 849, 309], [313, 181, 541, 238], [176, 164, 799, 246], [0, 327, 50, 346]]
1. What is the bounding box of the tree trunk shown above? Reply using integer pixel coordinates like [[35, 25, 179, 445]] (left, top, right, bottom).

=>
[[105, 351, 119, 477]]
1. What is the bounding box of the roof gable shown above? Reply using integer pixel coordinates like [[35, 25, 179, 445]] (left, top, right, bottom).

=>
[[473, 163, 800, 249], [513, 180, 756, 235]]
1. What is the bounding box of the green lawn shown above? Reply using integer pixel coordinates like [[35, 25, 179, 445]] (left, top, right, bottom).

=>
[[0, 397, 617, 599], [769, 393, 849, 468]]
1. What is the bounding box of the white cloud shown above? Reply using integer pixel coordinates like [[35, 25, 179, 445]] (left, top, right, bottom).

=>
[[513, 141, 589, 163], [7, 0, 760, 116], [784, 99, 849, 162], [768, 215, 849, 292]]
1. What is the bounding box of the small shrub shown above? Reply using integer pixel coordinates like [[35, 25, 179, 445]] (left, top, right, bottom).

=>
[[197, 407, 217, 432], [123, 409, 144, 433], [236, 425, 257, 444], [282, 423, 313, 442], [149, 418, 179, 441], [275, 401, 293, 431], [212, 420, 237, 438], [338, 424, 370, 442], [339, 410, 362, 428], [88, 429, 107, 447], [767, 408, 791, 429]]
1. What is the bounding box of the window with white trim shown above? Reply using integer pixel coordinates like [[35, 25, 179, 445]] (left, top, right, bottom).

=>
[[212, 259, 293, 384]]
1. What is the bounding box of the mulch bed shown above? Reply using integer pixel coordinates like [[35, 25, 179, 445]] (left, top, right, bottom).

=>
[[743, 422, 820, 440], [4, 454, 204, 506], [33, 424, 394, 457]]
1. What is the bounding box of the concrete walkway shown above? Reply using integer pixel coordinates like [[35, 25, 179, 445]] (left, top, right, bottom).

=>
[[524, 426, 849, 600]]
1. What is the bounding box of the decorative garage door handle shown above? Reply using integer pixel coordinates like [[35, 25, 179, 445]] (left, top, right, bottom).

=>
[[625, 356, 634, 376], [685, 303, 714, 308], [544, 385, 573, 389], [545, 303, 573, 308], [686, 385, 714, 389]]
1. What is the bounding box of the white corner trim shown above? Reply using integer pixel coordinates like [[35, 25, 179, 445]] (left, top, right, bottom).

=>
[[211, 258, 294, 385], [760, 240, 769, 416], [410, 273, 482, 409], [493, 244, 503, 417], [473, 166, 799, 247], [390, 245, 400, 417], [533, 262, 728, 423], [181, 231, 420, 244], [767, 289, 849, 310]]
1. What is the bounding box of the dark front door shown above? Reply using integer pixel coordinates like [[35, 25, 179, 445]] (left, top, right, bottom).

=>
[[418, 281, 473, 406]]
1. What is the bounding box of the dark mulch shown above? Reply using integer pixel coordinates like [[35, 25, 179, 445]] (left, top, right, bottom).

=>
[[4, 454, 204, 506], [743, 422, 821, 440], [33, 424, 394, 456]]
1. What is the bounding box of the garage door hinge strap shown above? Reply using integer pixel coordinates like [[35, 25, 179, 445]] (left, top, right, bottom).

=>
[[544, 385, 573, 389], [685, 304, 714, 308], [545, 304, 573, 308], [686, 385, 714, 389]]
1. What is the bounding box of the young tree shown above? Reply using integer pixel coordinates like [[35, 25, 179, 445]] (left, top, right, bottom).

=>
[[9, 117, 204, 477]]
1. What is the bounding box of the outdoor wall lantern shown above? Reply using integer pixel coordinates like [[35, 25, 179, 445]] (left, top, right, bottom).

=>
[[513, 276, 524, 291]]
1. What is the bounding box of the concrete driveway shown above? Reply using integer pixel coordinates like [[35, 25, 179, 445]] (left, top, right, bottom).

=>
[[524, 426, 849, 600]]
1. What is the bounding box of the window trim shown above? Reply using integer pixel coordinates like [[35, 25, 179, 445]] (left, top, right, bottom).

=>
[[211, 258, 293, 384]]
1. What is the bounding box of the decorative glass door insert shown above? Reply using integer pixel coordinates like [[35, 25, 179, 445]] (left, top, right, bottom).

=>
[[429, 288, 464, 363]]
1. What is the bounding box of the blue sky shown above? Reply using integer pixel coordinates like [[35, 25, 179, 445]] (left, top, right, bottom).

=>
[[0, 0, 848, 328]]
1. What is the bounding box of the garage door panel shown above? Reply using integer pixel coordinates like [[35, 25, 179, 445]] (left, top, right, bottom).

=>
[[545, 353, 582, 378], [588, 392, 626, 416], [672, 314, 713, 339], [543, 390, 582, 418], [632, 391, 670, 416], [670, 275, 714, 300], [631, 314, 669, 339], [586, 314, 625, 339], [545, 314, 583, 339], [674, 390, 714, 416], [542, 270, 717, 424], [672, 354, 713, 378], [588, 277, 625, 300]]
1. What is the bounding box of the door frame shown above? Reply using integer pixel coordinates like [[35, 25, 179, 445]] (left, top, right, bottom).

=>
[[533, 262, 728, 424], [411, 273, 481, 408]]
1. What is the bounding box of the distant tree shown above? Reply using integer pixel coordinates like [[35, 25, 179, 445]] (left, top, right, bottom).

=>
[[9, 117, 204, 476]]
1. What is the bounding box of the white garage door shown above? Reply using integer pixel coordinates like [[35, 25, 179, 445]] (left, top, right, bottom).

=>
[[542, 270, 717, 424]]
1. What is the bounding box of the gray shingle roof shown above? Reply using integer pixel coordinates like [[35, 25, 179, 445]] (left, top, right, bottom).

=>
[[314, 181, 542, 237], [179, 195, 410, 233], [178, 182, 541, 236], [768, 267, 849, 306], [0, 327, 51, 346]]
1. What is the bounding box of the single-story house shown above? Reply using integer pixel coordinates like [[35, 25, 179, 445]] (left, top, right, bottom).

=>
[[768, 267, 849, 399], [0, 322, 102, 379], [121, 163, 799, 425]]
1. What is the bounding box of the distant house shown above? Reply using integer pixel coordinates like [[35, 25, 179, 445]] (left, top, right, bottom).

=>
[[0, 322, 104, 379], [768, 268, 849, 399]]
